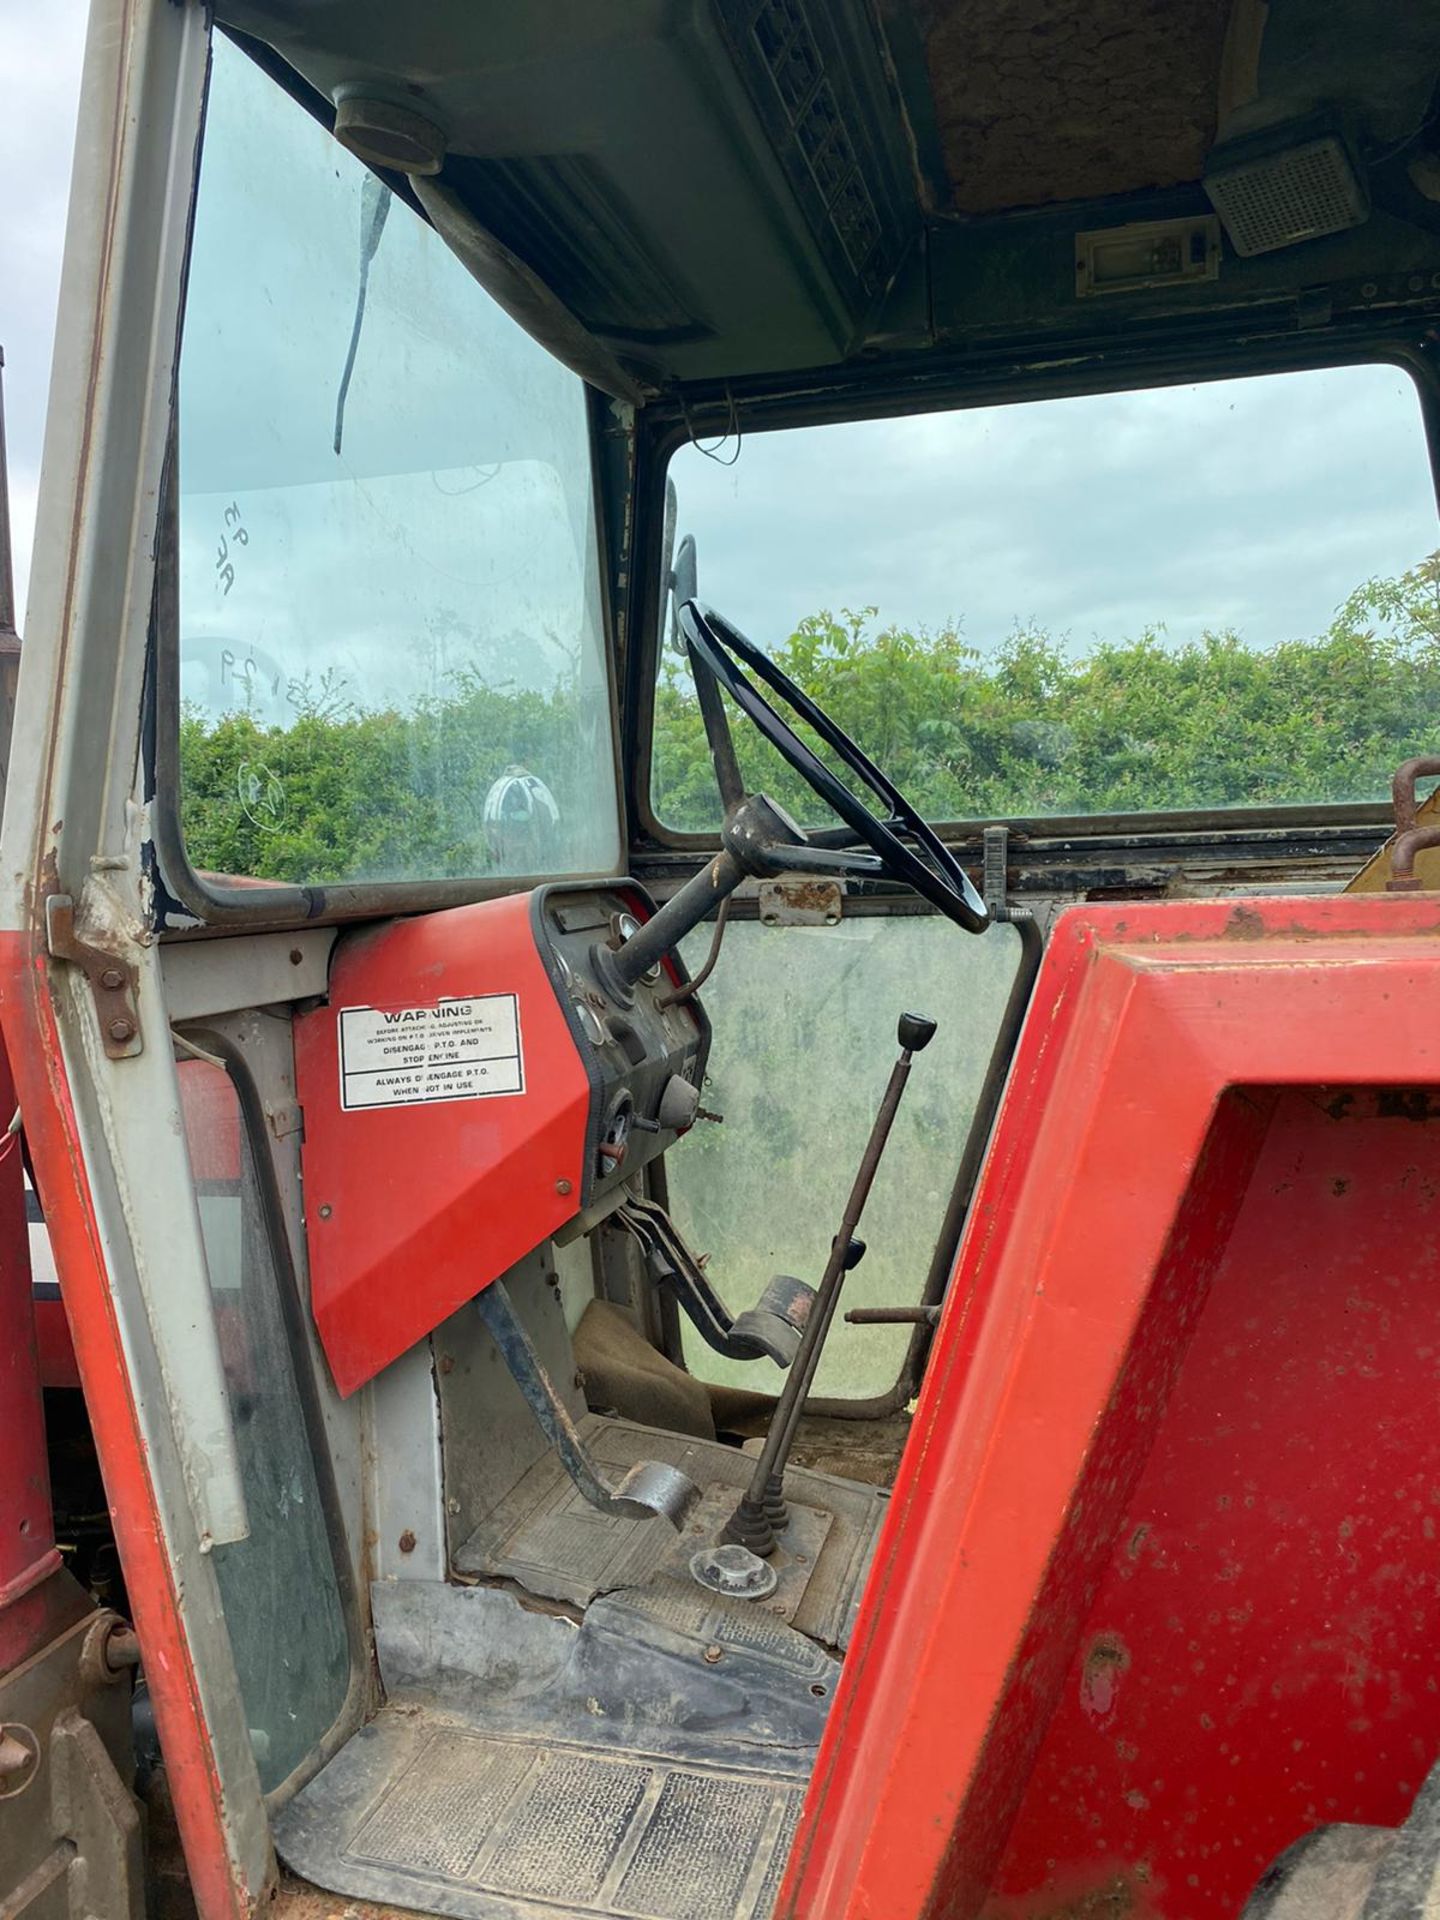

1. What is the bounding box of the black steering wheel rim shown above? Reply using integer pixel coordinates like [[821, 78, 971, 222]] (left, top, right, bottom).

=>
[[677, 599, 989, 934]]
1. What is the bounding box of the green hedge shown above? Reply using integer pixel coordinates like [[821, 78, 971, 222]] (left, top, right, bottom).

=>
[[181, 552, 1440, 882]]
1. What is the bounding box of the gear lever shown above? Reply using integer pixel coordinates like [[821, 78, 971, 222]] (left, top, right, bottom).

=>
[[722, 1011, 937, 1555]]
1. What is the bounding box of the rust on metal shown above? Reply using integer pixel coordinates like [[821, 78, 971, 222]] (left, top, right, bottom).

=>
[[757, 876, 843, 927], [1385, 755, 1440, 891], [44, 893, 143, 1059]]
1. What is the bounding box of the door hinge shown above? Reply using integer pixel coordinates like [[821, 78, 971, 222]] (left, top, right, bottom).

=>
[[45, 894, 144, 1059]]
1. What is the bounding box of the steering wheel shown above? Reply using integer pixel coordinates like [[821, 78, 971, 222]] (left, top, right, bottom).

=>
[[677, 600, 989, 934]]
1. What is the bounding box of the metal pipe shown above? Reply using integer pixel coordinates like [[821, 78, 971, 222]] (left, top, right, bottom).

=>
[[1386, 754, 1440, 891]]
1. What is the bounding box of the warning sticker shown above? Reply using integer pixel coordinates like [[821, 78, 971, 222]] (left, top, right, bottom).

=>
[[337, 995, 524, 1111]]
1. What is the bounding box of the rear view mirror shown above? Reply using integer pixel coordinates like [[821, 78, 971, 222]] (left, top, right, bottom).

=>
[[661, 477, 699, 655]]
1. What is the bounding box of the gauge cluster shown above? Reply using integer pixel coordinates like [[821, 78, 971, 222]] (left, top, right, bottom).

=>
[[532, 883, 711, 1214]]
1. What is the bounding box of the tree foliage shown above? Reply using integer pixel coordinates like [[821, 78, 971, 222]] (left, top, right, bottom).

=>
[[180, 552, 1440, 880]]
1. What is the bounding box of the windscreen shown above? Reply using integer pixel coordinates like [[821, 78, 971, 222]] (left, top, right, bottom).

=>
[[654, 364, 1440, 828]]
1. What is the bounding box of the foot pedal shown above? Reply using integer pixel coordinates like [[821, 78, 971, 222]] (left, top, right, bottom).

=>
[[617, 1198, 813, 1367], [730, 1274, 815, 1366], [476, 1279, 699, 1529]]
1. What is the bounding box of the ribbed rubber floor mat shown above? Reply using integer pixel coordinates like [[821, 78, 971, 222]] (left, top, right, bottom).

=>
[[274, 1710, 804, 1920]]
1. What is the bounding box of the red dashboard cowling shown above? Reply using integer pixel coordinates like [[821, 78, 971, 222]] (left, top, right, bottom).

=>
[[294, 892, 590, 1397]]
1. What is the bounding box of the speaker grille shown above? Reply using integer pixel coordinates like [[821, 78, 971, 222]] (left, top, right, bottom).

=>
[[1205, 133, 1368, 258]]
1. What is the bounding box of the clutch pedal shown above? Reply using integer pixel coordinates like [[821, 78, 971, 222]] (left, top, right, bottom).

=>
[[476, 1277, 699, 1528]]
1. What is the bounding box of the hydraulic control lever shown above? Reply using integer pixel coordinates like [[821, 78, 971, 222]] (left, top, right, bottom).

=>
[[616, 1196, 815, 1367], [723, 1011, 937, 1556], [477, 1279, 700, 1529]]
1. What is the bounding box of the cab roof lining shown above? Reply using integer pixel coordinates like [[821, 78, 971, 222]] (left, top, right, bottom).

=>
[[918, 0, 1234, 215], [216, 0, 1440, 398]]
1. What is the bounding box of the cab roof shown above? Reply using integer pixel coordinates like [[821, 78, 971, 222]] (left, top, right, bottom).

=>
[[219, 0, 1440, 400]]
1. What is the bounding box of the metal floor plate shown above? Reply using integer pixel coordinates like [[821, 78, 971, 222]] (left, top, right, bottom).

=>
[[455, 1415, 887, 1649]]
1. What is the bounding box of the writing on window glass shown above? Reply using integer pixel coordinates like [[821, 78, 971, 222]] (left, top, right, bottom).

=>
[[214, 501, 249, 598]]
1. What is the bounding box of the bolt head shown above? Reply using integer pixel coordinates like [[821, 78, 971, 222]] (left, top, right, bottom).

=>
[[556, 1178, 573, 1196], [398, 1529, 417, 1554], [99, 967, 124, 990], [107, 1016, 135, 1043]]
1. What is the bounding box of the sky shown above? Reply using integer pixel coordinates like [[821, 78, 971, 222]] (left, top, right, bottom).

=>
[[670, 364, 1440, 657], [1, 0, 87, 621], [4, 4, 1439, 664]]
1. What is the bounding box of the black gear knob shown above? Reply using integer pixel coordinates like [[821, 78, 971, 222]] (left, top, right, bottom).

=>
[[897, 1012, 937, 1053]]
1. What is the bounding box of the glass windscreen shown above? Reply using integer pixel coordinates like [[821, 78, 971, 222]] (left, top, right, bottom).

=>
[[176, 36, 619, 888], [670, 916, 1020, 1400], [654, 364, 1439, 828]]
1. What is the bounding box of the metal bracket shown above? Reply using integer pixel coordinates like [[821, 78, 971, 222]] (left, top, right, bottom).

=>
[[983, 825, 1038, 933], [44, 895, 143, 1059], [758, 877, 843, 927]]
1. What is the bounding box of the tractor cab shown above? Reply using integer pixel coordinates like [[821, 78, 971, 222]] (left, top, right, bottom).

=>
[[7, 5, 1440, 1919]]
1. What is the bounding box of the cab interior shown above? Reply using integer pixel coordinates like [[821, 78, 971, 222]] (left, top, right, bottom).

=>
[[22, 2, 1440, 1918]]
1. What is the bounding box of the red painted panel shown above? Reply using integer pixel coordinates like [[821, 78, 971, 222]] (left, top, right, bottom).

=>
[[990, 1087, 1440, 1917], [0, 1026, 60, 1632], [32, 1292, 81, 1391], [785, 894, 1440, 1920], [0, 933, 255, 1920], [294, 892, 590, 1396]]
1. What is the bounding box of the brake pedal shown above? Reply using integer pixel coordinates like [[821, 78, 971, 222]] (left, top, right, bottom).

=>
[[616, 1197, 812, 1367], [730, 1272, 815, 1366]]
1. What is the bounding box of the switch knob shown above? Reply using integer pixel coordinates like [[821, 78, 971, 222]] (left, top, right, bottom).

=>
[[657, 1074, 701, 1133]]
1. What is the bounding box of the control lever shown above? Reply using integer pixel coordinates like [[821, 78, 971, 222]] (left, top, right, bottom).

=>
[[476, 1278, 700, 1529], [617, 1196, 814, 1366], [722, 1012, 937, 1555]]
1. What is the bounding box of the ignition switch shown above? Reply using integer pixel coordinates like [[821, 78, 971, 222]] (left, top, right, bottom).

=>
[[598, 1092, 634, 1174]]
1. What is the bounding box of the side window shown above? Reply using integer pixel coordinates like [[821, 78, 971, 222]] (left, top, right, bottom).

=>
[[653, 364, 1439, 828], [179, 1059, 352, 1792], [671, 916, 1021, 1401], [175, 36, 619, 891]]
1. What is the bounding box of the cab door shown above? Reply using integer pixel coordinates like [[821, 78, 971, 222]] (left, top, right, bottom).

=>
[[0, 7, 629, 1913]]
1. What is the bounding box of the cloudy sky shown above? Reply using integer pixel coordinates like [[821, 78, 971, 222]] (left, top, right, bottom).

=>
[[2, 1, 87, 620], [671, 364, 1440, 656], [6, 5, 1439, 667]]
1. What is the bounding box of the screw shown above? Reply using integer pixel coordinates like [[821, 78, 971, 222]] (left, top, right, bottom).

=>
[[318, 1204, 332, 1220], [99, 967, 124, 990], [446, 1498, 461, 1516], [702, 1644, 723, 1665], [556, 1178, 573, 1196], [107, 1016, 135, 1044], [398, 1530, 416, 1555]]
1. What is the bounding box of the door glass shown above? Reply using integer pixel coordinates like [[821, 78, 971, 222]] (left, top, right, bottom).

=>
[[654, 364, 1439, 827], [179, 1060, 351, 1791], [669, 916, 1021, 1399], [176, 35, 619, 888]]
